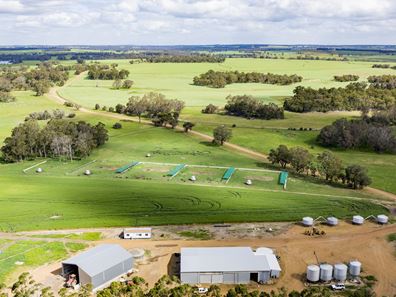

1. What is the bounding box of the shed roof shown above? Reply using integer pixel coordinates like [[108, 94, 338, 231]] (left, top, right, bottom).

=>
[[181, 247, 281, 273], [62, 244, 132, 277]]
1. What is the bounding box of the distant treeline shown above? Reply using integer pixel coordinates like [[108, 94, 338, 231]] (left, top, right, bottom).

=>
[[87, 63, 129, 80], [145, 54, 225, 63], [0, 62, 70, 100], [318, 117, 396, 154], [333, 74, 359, 82], [193, 70, 302, 88], [1, 119, 108, 162], [283, 79, 396, 112], [372, 64, 396, 69], [224, 95, 284, 120]]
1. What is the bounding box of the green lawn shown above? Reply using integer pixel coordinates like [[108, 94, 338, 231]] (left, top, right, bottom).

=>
[[30, 232, 102, 241]]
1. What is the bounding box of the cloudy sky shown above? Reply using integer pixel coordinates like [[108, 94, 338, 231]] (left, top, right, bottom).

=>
[[0, 0, 396, 45]]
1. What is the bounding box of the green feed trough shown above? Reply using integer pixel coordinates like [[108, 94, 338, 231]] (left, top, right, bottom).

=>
[[222, 167, 236, 182], [115, 161, 140, 174], [279, 171, 288, 188], [167, 164, 186, 177]]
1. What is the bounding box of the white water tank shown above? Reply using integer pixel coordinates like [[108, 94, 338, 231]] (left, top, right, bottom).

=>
[[36, 167, 43, 173], [255, 247, 274, 255], [84, 169, 91, 175], [352, 215, 364, 225], [190, 175, 196, 181], [306, 265, 320, 282], [302, 217, 314, 226], [245, 179, 252, 185], [146, 153, 151, 157], [327, 217, 338, 226], [349, 261, 361, 277], [377, 214, 388, 224], [334, 263, 348, 281], [320, 264, 333, 282]]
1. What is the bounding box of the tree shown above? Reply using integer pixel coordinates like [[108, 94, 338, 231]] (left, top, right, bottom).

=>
[[289, 147, 312, 173], [113, 122, 122, 129], [94, 103, 100, 110], [32, 80, 51, 96], [317, 151, 343, 181], [126, 96, 149, 122], [213, 125, 232, 145], [115, 104, 125, 114], [268, 145, 291, 168], [112, 79, 122, 89], [345, 165, 371, 189], [183, 122, 195, 132], [202, 104, 218, 114], [0, 91, 15, 103], [122, 80, 134, 89], [11, 272, 41, 297]]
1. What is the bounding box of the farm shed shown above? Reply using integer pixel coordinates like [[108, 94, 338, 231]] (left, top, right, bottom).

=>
[[123, 227, 152, 239], [180, 247, 281, 284], [62, 244, 133, 290]]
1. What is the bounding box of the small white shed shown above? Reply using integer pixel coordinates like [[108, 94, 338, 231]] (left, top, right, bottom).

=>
[[123, 228, 152, 239]]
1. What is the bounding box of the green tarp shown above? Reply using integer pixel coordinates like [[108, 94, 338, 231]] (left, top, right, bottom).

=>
[[115, 161, 140, 174]]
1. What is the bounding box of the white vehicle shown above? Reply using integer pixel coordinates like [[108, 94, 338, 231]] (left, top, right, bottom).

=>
[[331, 283, 345, 291], [197, 287, 208, 294]]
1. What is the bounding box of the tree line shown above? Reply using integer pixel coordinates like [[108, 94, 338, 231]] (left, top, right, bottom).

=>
[[193, 70, 302, 88], [317, 118, 396, 154], [0, 62, 69, 99], [367, 75, 396, 89], [224, 95, 284, 120], [0, 272, 377, 297], [1, 119, 108, 162], [333, 74, 359, 82], [372, 64, 396, 69], [26, 109, 75, 121], [87, 63, 129, 80], [268, 145, 371, 189], [283, 81, 396, 112], [145, 54, 225, 63]]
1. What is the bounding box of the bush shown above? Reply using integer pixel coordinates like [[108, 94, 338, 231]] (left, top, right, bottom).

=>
[[112, 122, 122, 129], [67, 113, 76, 118], [108, 107, 114, 112], [63, 101, 74, 107], [202, 104, 218, 114], [94, 103, 100, 110]]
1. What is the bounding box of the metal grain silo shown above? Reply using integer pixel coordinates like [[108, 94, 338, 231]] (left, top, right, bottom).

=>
[[349, 261, 361, 277], [377, 214, 388, 224], [333, 263, 347, 281], [327, 217, 338, 226], [352, 215, 364, 225], [302, 217, 314, 226], [319, 264, 333, 281], [306, 265, 320, 282]]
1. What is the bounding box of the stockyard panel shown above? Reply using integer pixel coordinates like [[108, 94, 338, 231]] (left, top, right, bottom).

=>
[[115, 161, 140, 174], [167, 164, 186, 177]]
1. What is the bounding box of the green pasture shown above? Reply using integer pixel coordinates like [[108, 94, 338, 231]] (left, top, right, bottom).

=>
[[0, 239, 87, 283], [30, 232, 102, 241], [58, 58, 396, 108]]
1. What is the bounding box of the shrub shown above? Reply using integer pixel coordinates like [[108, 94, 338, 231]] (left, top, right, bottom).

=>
[[112, 122, 122, 129]]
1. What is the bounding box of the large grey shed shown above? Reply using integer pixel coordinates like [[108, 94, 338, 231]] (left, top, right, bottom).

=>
[[62, 244, 133, 290], [180, 247, 281, 284]]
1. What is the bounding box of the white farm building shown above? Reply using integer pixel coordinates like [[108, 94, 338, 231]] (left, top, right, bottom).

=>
[[123, 228, 152, 239], [180, 247, 281, 284]]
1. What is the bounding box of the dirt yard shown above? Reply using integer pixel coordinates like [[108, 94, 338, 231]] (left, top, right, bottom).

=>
[[27, 222, 396, 296]]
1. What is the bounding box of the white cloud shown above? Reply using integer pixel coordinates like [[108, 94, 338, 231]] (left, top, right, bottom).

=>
[[1, 0, 396, 44]]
